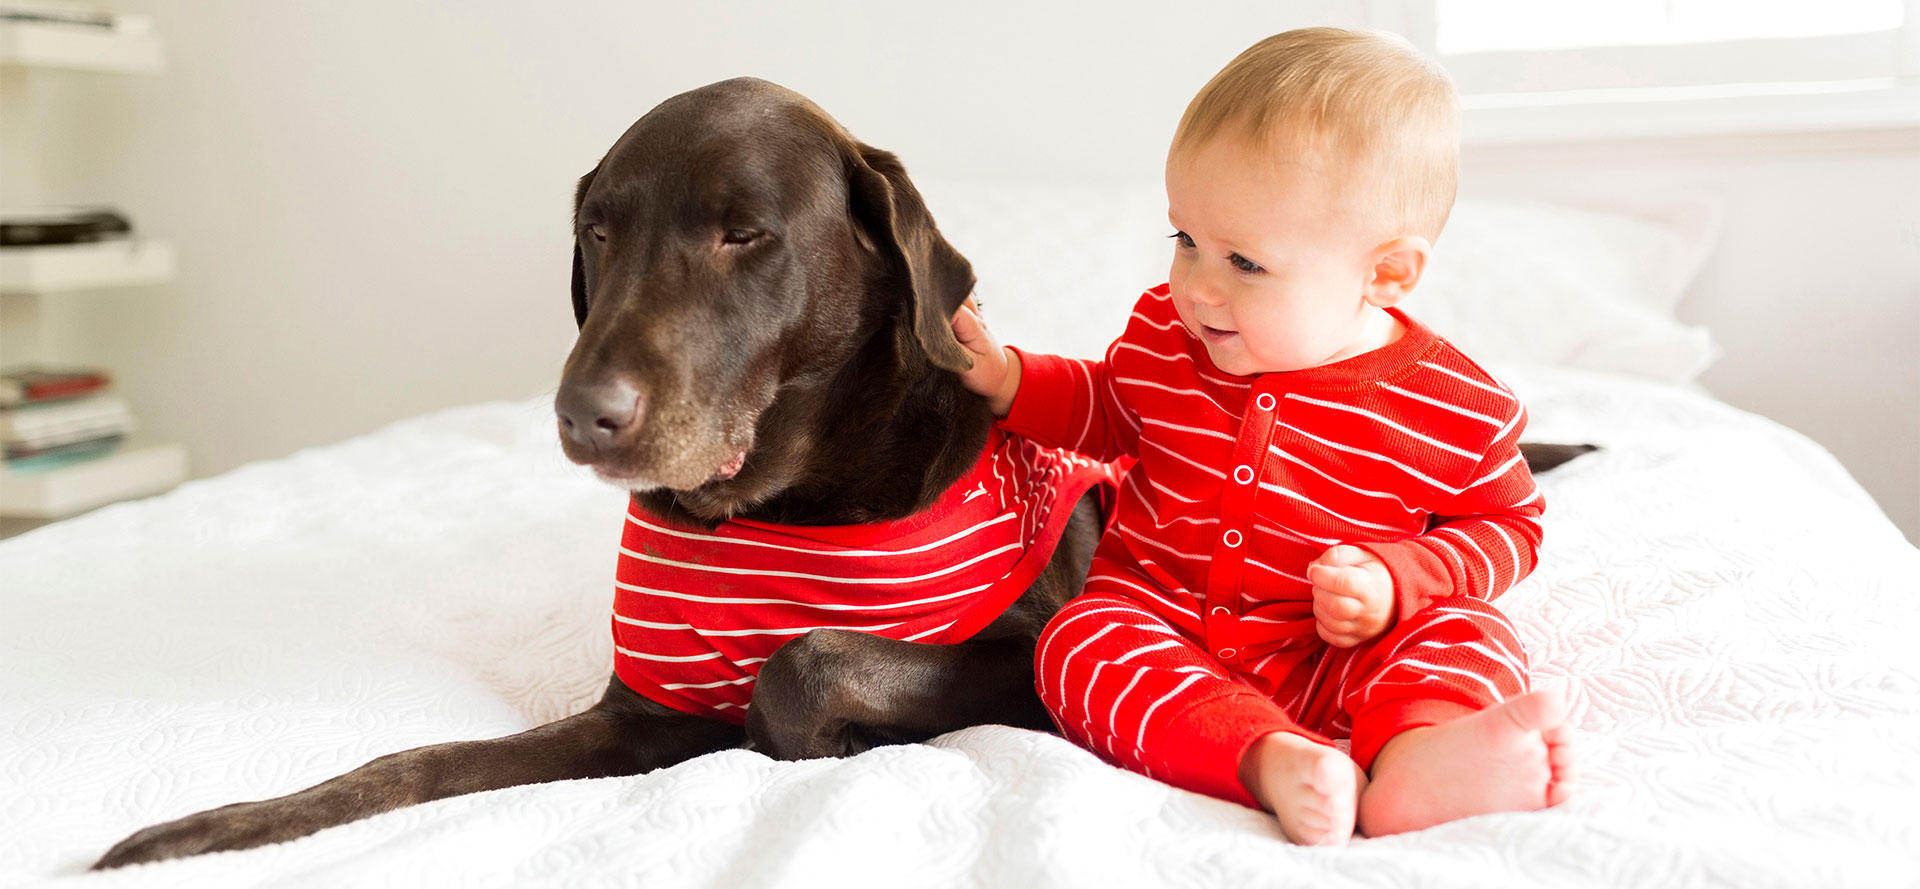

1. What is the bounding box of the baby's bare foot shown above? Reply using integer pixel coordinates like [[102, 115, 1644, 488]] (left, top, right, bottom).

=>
[[1357, 689, 1575, 837], [1240, 732, 1366, 846]]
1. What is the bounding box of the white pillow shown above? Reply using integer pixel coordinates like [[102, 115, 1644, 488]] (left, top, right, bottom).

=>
[[1406, 199, 1723, 382], [918, 179, 1723, 381]]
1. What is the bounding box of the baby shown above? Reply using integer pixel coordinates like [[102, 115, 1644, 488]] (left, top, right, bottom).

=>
[[950, 28, 1573, 844]]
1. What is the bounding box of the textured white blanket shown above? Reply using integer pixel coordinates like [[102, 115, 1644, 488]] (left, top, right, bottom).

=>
[[4, 366, 1918, 888]]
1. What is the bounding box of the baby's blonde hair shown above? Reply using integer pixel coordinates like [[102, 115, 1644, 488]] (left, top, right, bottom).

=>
[[1172, 27, 1461, 242]]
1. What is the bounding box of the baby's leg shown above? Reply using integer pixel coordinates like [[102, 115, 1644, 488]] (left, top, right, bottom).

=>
[[1358, 687, 1574, 836], [1328, 597, 1573, 835], [1238, 730, 1367, 846], [1036, 594, 1356, 844]]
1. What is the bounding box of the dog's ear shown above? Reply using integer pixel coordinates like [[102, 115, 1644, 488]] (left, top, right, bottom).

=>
[[845, 143, 977, 373], [570, 166, 599, 329]]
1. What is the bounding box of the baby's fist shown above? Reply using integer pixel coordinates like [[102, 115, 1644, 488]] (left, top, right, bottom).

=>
[[1308, 545, 1395, 647]]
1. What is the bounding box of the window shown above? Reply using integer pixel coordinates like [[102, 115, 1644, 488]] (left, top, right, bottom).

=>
[[1435, 1, 1906, 54], [1372, 0, 1920, 141]]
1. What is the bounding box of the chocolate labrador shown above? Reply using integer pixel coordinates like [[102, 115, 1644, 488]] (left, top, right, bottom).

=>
[[94, 77, 1589, 869]]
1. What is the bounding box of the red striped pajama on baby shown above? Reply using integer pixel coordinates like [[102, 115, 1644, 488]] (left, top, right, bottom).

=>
[[1000, 284, 1544, 807], [1036, 592, 1528, 808]]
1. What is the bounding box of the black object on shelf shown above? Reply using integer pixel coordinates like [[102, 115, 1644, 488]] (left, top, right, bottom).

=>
[[0, 208, 134, 247], [0, 7, 116, 30]]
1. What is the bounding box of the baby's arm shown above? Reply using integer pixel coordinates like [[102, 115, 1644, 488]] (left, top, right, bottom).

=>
[[1354, 405, 1545, 622], [949, 297, 1142, 462]]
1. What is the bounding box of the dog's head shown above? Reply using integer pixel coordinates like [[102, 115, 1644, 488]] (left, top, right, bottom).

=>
[[558, 77, 976, 521]]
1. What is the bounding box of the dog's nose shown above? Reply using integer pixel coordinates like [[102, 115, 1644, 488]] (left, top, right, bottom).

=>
[[556, 379, 645, 450]]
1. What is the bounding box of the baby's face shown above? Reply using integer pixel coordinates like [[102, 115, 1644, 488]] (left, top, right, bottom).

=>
[[1164, 136, 1389, 377]]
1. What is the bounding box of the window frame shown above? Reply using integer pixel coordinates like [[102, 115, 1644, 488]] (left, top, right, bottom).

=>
[[1367, 0, 1920, 144]]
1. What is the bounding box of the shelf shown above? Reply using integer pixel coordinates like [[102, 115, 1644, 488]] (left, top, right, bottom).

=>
[[0, 440, 185, 517], [0, 240, 174, 294], [0, 12, 180, 522], [0, 18, 163, 74]]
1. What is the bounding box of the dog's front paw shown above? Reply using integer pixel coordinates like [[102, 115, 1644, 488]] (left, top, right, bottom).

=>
[[749, 629, 873, 760], [93, 801, 291, 870]]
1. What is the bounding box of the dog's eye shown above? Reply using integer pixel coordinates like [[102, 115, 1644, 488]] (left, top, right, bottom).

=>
[[722, 229, 762, 246]]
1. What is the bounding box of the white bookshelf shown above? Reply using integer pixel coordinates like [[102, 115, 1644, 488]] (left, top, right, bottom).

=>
[[0, 17, 163, 74], [0, 11, 181, 522], [0, 239, 174, 294]]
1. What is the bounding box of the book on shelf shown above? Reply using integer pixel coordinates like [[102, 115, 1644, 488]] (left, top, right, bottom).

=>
[[1, 390, 134, 476], [1, 392, 131, 440], [4, 433, 124, 473], [0, 366, 113, 407]]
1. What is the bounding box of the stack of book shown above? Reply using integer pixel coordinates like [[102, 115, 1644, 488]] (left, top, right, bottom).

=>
[[0, 367, 131, 474]]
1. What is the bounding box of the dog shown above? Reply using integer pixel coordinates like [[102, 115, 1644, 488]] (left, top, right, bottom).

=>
[[95, 77, 1591, 869]]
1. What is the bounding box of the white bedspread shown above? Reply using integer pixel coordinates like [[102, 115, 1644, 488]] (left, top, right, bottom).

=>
[[5, 365, 1918, 888]]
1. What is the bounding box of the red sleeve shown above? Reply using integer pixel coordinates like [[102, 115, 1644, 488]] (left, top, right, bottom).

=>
[[1354, 404, 1545, 620], [998, 341, 1141, 462]]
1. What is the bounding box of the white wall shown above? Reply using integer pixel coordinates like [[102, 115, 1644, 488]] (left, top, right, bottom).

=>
[[17, 0, 1325, 478], [1462, 130, 1920, 543], [10, 0, 1917, 541]]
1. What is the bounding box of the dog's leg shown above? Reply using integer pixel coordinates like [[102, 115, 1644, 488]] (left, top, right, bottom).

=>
[[747, 629, 1053, 759], [747, 494, 1101, 760], [93, 677, 741, 870]]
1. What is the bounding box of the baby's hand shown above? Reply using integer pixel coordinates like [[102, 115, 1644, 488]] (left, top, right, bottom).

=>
[[951, 296, 1020, 416], [1308, 545, 1395, 647]]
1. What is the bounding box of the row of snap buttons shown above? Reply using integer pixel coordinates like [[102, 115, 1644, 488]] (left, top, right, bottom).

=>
[[1212, 390, 1275, 666]]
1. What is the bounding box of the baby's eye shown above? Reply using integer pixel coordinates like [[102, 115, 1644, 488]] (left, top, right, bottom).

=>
[[1228, 253, 1264, 274], [1169, 231, 1195, 249]]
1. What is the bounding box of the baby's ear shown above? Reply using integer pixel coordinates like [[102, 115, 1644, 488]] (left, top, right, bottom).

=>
[[1363, 236, 1432, 308]]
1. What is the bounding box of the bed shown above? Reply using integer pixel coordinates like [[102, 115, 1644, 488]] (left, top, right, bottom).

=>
[[5, 184, 1917, 888]]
